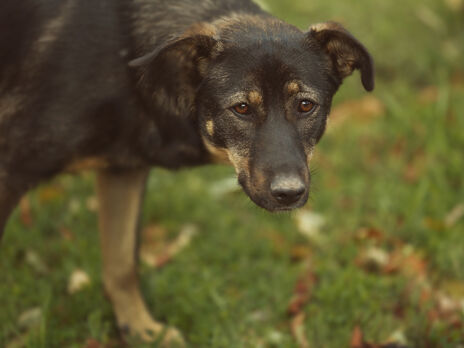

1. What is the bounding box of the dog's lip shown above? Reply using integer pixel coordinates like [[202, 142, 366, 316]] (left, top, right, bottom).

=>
[[246, 189, 308, 212], [266, 199, 307, 212]]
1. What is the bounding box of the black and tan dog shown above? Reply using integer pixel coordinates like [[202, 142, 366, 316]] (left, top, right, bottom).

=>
[[0, 0, 373, 344]]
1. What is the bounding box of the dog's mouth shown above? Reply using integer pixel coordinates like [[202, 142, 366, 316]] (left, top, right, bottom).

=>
[[238, 172, 309, 212]]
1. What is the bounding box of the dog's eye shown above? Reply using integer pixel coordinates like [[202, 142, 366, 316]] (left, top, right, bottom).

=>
[[298, 100, 317, 114], [232, 103, 250, 116]]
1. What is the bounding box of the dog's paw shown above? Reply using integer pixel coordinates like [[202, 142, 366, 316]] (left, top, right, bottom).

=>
[[121, 321, 185, 347]]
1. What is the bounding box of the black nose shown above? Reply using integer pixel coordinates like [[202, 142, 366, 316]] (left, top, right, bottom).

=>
[[270, 175, 306, 205]]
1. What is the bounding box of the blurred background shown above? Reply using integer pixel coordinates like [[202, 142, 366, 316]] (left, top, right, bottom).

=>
[[1, 0, 463, 347]]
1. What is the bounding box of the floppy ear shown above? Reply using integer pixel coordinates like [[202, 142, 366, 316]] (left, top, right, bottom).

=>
[[308, 22, 374, 91], [128, 34, 218, 71], [128, 25, 220, 114]]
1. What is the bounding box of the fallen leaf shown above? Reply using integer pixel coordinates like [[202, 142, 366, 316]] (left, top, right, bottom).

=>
[[355, 227, 385, 244], [25, 249, 49, 275], [84, 338, 104, 348], [294, 210, 325, 243], [38, 185, 64, 203], [86, 196, 99, 212], [19, 197, 33, 227], [350, 325, 410, 348], [356, 247, 390, 273], [68, 269, 91, 294], [246, 309, 271, 323], [387, 329, 408, 346], [266, 330, 285, 346], [288, 262, 317, 348], [290, 245, 312, 262], [59, 226, 75, 241], [287, 266, 317, 316], [140, 224, 197, 268], [383, 245, 427, 279], [350, 325, 364, 348], [17, 307, 42, 330], [290, 312, 310, 348], [416, 5, 446, 33], [445, 203, 464, 227]]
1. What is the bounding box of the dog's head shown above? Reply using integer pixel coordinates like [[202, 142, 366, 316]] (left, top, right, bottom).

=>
[[131, 16, 374, 212]]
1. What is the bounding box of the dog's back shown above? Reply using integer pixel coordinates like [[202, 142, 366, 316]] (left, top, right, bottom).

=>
[[0, 0, 263, 183]]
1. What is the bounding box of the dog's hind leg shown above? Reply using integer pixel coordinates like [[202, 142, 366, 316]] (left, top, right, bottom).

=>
[[96, 168, 184, 346]]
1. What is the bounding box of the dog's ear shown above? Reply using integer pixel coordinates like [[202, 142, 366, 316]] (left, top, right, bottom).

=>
[[129, 22, 220, 76], [308, 22, 374, 91], [128, 34, 218, 71], [128, 24, 221, 115]]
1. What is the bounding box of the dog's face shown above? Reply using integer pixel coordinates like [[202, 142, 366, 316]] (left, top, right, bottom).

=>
[[131, 17, 374, 212]]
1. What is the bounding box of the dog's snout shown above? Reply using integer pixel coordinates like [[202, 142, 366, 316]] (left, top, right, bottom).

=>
[[270, 175, 305, 205]]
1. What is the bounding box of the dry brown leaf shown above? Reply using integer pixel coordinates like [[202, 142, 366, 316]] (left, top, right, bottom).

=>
[[19, 196, 33, 227], [59, 226, 75, 241], [83, 339, 104, 348], [383, 246, 427, 279], [38, 185, 64, 203], [350, 325, 409, 348], [290, 312, 310, 348], [350, 325, 364, 348], [290, 245, 312, 262], [356, 247, 390, 273], [355, 227, 385, 244], [288, 263, 317, 348], [17, 307, 42, 330], [402, 153, 427, 183], [140, 224, 197, 268], [287, 267, 317, 316]]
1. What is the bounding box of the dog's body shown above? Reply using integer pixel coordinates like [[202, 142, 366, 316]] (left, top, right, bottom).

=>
[[0, 0, 373, 344]]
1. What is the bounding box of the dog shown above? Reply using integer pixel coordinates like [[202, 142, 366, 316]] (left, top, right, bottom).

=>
[[0, 0, 374, 345]]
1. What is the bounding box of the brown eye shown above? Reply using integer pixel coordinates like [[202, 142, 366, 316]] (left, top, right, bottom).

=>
[[232, 103, 250, 115], [298, 100, 316, 114]]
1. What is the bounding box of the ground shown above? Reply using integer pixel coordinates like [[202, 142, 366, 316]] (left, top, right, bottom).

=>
[[0, 0, 463, 347]]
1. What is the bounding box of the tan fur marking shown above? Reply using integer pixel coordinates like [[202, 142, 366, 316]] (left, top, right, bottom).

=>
[[35, 0, 75, 55], [248, 90, 263, 105], [286, 81, 300, 95], [203, 137, 231, 164], [65, 157, 109, 172], [226, 150, 250, 175], [206, 120, 214, 137], [182, 22, 218, 38]]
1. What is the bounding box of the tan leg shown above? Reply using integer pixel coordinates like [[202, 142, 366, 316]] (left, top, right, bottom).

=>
[[96, 168, 184, 346]]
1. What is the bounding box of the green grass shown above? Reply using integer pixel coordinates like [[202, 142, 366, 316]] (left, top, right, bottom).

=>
[[1, 0, 463, 347]]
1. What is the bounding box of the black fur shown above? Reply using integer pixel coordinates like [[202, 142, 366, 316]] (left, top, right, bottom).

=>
[[0, 0, 374, 228]]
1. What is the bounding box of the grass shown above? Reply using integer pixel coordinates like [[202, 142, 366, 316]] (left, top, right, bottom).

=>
[[1, 0, 463, 347]]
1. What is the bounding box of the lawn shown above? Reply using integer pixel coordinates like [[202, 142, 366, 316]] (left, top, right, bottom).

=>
[[1, 0, 463, 347]]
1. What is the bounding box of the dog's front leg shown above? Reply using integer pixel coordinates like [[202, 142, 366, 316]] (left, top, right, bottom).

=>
[[96, 169, 184, 346]]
